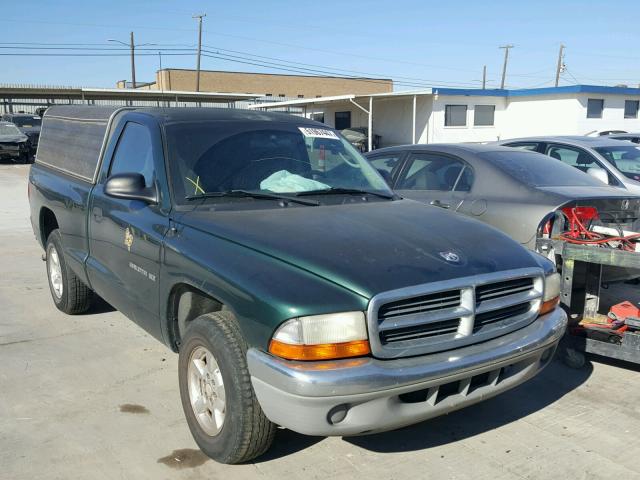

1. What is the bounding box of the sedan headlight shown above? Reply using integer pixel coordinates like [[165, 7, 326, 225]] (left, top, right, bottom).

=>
[[269, 311, 370, 361], [539, 272, 561, 316]]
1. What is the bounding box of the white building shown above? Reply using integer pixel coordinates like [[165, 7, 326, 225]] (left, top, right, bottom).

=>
[[249, 85, 640, 149]]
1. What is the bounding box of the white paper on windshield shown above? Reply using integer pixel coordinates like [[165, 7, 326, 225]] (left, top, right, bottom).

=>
[[298, 127, 339, 139]]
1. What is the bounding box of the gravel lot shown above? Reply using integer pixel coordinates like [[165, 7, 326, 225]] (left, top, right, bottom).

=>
[[1, 163, 639, 480]]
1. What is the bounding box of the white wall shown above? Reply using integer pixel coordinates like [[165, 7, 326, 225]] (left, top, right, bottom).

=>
[[428, 95, 507, 143], [499, 95, 581, 139], [575, 93, 640, 135]]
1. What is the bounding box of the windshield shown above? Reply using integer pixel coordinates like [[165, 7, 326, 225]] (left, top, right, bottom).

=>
[[0, 124, 22, 136], [480, 150, 605, 187], [595, 145, 640, 181], [11, 116, 41, 127], [165, 122, 392, 204]]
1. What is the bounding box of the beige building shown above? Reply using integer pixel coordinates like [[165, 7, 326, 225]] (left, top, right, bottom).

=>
[[117, 69, 393, 98]]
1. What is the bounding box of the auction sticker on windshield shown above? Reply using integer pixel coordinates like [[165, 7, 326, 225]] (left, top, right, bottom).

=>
[[298, 127, 339, 139]]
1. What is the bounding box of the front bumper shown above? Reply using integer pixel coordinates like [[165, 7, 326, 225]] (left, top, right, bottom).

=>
[[248, 307, 567, 436]]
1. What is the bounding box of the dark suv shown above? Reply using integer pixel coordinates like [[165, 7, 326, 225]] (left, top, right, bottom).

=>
[[1, 113, 41, 154]]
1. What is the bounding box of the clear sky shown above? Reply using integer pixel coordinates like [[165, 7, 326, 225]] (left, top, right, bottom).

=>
[[1, 0, 639, 91]]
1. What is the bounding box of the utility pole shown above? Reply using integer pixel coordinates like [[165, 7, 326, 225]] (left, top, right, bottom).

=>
[[129, 31, 136, 89], [499, 44, 514, 89], [482, 65, 487, 89], [555, 44, 565, 87], [108, 34, 156, 89], [193, 13, 206, 92]]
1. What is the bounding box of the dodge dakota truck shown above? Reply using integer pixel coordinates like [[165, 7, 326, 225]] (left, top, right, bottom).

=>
[[29, 106, 567, 464]]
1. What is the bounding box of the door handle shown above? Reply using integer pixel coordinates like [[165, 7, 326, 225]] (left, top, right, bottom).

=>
[[92, 207, 103, 222], [430, 200, 450, 209]]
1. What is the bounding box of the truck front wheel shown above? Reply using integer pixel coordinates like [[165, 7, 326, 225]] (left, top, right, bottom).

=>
[[178, 312, 276, 464], [45, 230, 93, 314]]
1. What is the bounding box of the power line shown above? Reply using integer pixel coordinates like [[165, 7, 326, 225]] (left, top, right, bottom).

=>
[[0, 43, 486, 89]]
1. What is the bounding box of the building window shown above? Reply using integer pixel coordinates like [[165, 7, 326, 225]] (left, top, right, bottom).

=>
[[624, 100, 639, 119], [278, 94, 285, 98], [474, 105, 495, 126], [445, 105, 467, 126], [298, 94, 304, 98], [335, 111, 351, 130], [587, 98, 604, 118], [265, 93, 272, 97], [311, 112, 325, 124]]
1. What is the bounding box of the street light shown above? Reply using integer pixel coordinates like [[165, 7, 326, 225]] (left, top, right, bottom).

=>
[[108, 32, 157, 89]]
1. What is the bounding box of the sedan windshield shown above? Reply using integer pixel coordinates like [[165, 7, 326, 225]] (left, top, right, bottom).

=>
[[0, 124, 22, 136], [480, 150, 605, 187], [595, 145, 640, 181], [165, 122, 392, 203]]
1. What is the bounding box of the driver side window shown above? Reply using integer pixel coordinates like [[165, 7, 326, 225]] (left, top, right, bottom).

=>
[[546, 144, 614, 185], [109, 122, 155, 187], [397, 153, 471, 191]]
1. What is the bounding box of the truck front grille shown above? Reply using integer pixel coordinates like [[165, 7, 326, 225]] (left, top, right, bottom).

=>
[[367, 268, 544, 358]]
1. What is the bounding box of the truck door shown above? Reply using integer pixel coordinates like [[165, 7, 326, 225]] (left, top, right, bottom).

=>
[[395, 152, 469, 211], [87, 118, 170, 338]]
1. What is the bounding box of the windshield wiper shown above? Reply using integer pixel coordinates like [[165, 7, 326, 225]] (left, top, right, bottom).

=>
[[295, 187, 395, 199], [185, 190, 320, 206]]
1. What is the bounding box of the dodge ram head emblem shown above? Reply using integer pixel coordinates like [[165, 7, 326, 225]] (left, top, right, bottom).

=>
[[439, 251, 460, 263], [124, 227, 134, 252]]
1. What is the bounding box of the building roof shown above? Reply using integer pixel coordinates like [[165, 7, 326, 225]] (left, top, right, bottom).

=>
[[0, 85, 263, 102], [251, 84, 640, 110]]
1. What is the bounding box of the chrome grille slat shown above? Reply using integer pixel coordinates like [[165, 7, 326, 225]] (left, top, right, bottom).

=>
[[367, 268, 545, 359], [379, 292, 461, 319], [378, 306, 471, 332], [475, 289, 540, 315]]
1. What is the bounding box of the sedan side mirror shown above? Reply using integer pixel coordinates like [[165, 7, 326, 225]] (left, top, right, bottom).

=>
[[104, 173, 158, 204], [586, 167, 609, 185]]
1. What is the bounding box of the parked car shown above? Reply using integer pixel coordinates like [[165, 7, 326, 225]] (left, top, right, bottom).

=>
[[365, 144, 640, 281], [607, 132, 640, 144], [585, 129, 627, 137], [340, 126, 381, 152], [30, 106, 566, 464], [34, 106, 49, 118], [498, 136, 640, 194], [0, 121, 31, 163], [1, 113, 41, 153]]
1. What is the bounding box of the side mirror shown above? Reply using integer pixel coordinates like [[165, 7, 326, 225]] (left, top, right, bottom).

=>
[[104, 173, 158, 204], [586, 167, 609, 185]]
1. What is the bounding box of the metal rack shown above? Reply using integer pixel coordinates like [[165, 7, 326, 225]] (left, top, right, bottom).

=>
[[559, 244, 640, 367]]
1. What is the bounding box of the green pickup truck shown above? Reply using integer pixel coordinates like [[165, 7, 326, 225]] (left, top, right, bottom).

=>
[[29, 106, 567, 463]]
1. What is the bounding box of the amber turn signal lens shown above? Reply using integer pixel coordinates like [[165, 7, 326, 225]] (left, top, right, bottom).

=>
[[269, 339, 371, 361], [539, 296, 560, 316]]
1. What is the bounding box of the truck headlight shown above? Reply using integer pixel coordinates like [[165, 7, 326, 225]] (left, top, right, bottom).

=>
[[269, 311, 370, 361], [539, 272, 561, 316]]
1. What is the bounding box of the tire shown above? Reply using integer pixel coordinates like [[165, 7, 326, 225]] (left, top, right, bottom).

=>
[[45, 229, 93, 314], [178, 311, 276, 464], [562, 347, 586, 369]]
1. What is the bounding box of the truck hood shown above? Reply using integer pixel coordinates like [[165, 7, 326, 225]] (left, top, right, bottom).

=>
[[179, 199, 540, 298]]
